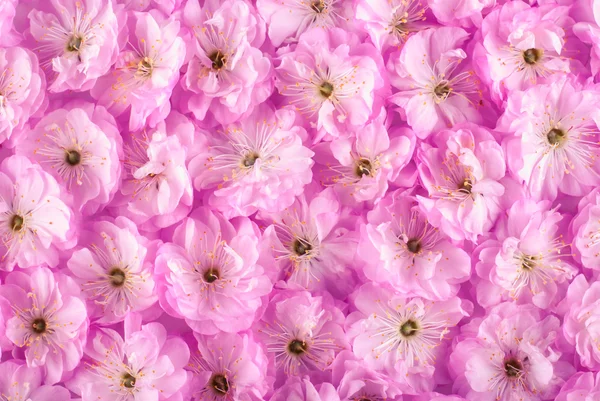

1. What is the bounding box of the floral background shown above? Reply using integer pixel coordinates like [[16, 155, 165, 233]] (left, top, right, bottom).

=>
[[0, 0, 599, 400]]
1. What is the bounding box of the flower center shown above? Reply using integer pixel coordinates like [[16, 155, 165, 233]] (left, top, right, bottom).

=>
[[31, 318, 47, 334], [10, 214, 24, 232], [458, 179, 473, 194], [293, 239, 312, 256], [504, 358, 523, 378], [121, 373, 136, 389], [522, 48, 542, 65], [434, 83, 451, 98], [547, 128, 566, 146], [109, 268, 127, 287], [67, 35, 83, 52], [136, 57, 154, 78], [241, 152, 259, 168], [65, 150, 81, 166], [203, 267, 220, 283], [406, 238, 422, 254], [400, 319, 419, 337], [520, 255, 537, 271], [210, 374, 229, 395], [288, 339, 308, 355], [319, 81, 334, 99], [310, 0, 325, 12], [209, 50, 227, 71], [355, 158, 373, 177]]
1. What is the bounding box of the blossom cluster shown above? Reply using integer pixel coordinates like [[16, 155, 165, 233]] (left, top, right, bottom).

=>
[[0, 0, 600, 400]]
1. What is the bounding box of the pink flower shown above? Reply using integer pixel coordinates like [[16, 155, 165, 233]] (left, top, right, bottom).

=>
[[0, 267, 88, 384], [0, 47, 46, 145], [91, 11, 185, 131], [0, 0, 20, 47], [0, 155, 73, 270], [331, 351, 403, 401], [27, 0, 123, 92], [355, 0, 428, 51], [16, 102, 122, 216], [67, 217, 158, 324], [450, 302, 568, 401], [347, 282, 468, 393], [478, 1, 573, 102], [260, 188, 358, 296], [257, 0, 353, 47], [69, 323, 189, 401], [388, 27, 483, 138], [181, 0, 273, 125], [357, 189, 471, 300], [188, 106, 314, 218], [417, 123, 506, 242], [270, 377, 341, 401], [571, 188, 600, 270], [0, 361, 74, 401], [113, 114, 193, 231], [275, 27, 383, 142], [555, 371, 600, 401], [188, 332, 270, 401], [255, 290, 347, 377], [156, 208, 272, 334], [499, 77, 600, 201], [475, 199, 577, 309], [429, 0, 495, 28], [316, 116, 415, 204], [561, 275, 600, 370], [573, 0, 600, 79]]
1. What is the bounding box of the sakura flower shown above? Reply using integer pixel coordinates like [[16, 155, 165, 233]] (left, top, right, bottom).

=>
[[260, 188, 357, 296], [0, 47, 46, 145], [357, 190, 471, 300], [428, 0, 494, 29], [478, 1, 573, 102], [113, 115, 192, 231], [0, 155, 73, 270], [156, 208, 272, 335], [316, 117, 415, 204], [475, 199, 577, 309], [67, 217, 158, 324], [450, 302, 568, 401], [0, 267, 87, 384], [69, 323, 189, 401], [331, 351, 403, 401], [257, 0, 353, 47], [347, 282, 468, 393], [27, 0, 123, 92], [573, 0, 600, 79], [571, 188, 600, 270], [275, 27, 382, 141], [0, 0, 20, 47], [16, 102, 122, 215], [560, 275, 600, 370], [256, 290, 347, 377], [92, 11, 185, 131], [189, 106, 313, 218], [499, 78, 600, 201], [0, 361, 74, 401], [417, 123, 506, 242], [555, 371, 600, 401], [188, 332, 269, 401], [181, 0, 273, 125], [270, 377, 341, 401], [355, 0, 428, 51], [388, 27, 483, 138]]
